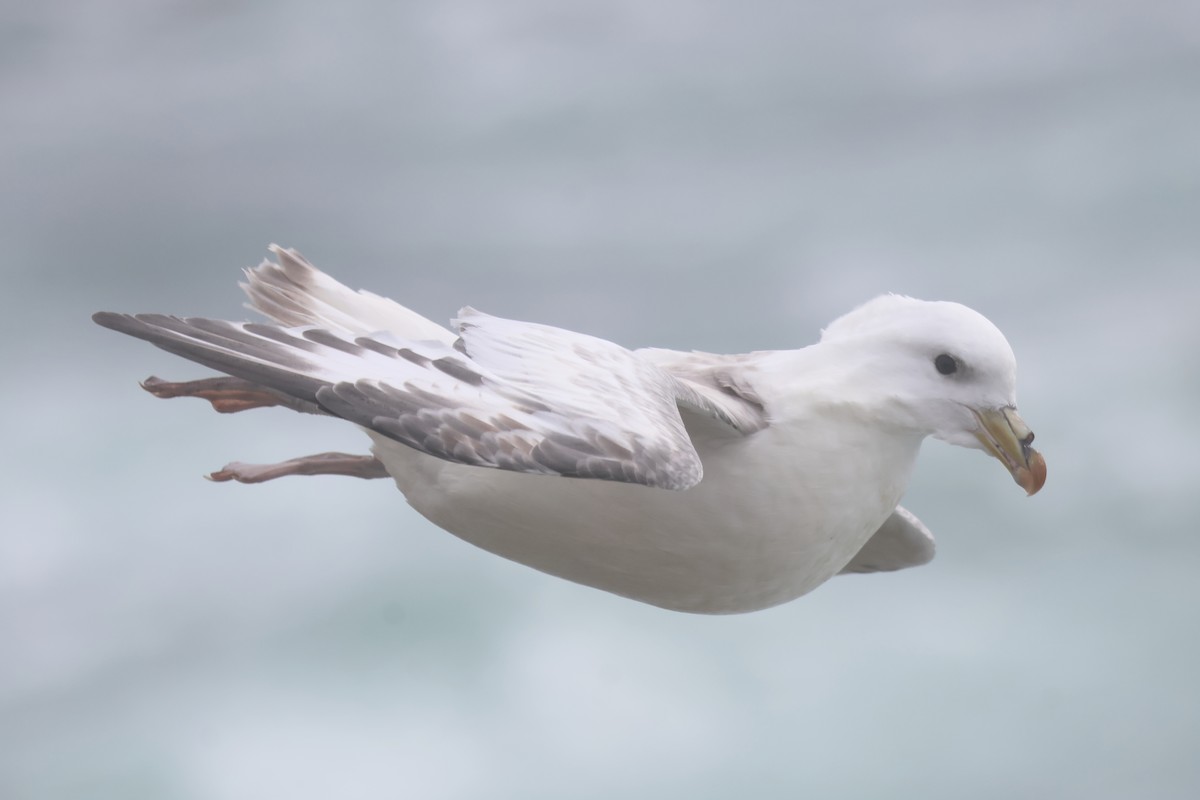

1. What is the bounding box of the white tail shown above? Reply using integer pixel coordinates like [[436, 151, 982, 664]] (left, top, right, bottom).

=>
[[242, 245, 455, 343]]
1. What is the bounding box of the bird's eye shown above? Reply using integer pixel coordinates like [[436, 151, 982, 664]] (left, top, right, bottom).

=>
[[934, 353, 958, 375]]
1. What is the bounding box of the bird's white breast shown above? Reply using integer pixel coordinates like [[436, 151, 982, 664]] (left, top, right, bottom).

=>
[[369, 407, 922, 614]]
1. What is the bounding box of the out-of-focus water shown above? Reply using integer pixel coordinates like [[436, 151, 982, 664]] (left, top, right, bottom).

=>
[[2, 1, 1198, 798]]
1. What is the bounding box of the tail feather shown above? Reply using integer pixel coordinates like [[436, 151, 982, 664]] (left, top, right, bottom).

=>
[[242, 245, 455, 343]]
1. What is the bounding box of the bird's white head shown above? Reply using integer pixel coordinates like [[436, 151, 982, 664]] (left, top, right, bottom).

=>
[[821, 294, 1046, 495]]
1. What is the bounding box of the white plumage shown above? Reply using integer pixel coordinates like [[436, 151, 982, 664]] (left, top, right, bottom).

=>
[[94, 246, 1045, 613]]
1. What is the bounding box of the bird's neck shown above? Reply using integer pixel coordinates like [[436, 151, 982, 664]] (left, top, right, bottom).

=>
[[755, 346, 930, 437]]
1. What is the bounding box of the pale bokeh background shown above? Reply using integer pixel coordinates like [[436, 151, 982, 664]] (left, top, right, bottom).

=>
[[3, 1, 1198, 798]]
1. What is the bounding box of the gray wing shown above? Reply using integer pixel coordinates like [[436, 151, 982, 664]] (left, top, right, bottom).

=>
[[838, 506, 937, 574], [93, 309, 756, 490]]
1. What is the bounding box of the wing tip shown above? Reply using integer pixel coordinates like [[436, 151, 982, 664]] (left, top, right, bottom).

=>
[[93, 310, 146, 333]]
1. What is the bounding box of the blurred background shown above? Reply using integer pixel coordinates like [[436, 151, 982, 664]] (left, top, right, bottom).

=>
[[2, 1, 1198, 798]]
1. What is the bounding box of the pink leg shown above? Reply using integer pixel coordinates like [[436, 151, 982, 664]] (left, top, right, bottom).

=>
[[207, 452, 389, 484], [140, 376, 323, 415]]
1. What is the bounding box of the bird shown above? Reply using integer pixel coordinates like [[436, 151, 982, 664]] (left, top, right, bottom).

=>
[[93, 246, 1046, 614]]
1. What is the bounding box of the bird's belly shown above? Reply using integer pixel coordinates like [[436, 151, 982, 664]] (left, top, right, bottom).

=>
[[370, 430, 915, 614]]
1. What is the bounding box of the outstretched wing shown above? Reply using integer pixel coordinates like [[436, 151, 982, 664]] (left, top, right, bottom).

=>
[[93, 308, 760, 490]]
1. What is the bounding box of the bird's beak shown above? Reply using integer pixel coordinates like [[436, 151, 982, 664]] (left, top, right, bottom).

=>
[[971, 406, 1047, 496]]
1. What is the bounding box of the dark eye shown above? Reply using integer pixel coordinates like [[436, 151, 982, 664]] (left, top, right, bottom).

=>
[[934, 353, 958, 375]]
